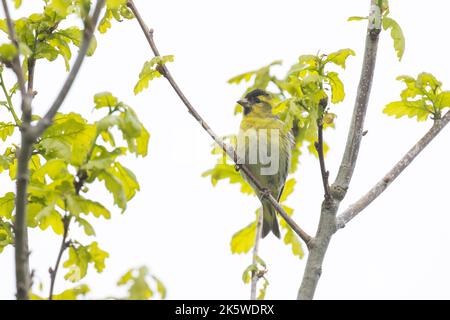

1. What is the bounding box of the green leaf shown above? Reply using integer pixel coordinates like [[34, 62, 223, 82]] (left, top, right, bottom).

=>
[[64, 245, 90, 282], [0, 219, 14, 253], [94, 92, 118, 109], [97, 163, 139, 212], [0, 122, 14, 141], [75, 216, 96, 236], [67, 195, 111, 219], [257, 278, 269, 300], [383, 100, 431, 121], [112, 163, 140, 201], [87, 35, 97, 56], [436, 91, 450, 110], [51, 284, 90, 300], [152, 276, 167, 299], [136, 126, 150, 157], [279, 178, 296, 203], [106, 0, 127, 10], [30, 203, 64, 235], [134, 55, 174, 95], [283, 226, 304, 258], [98, 170, 126, 211], [242, 264, 258, 284], [88, 241, 109, 273], [39, 113, 96, 165], [118, 266, 154, 300], [382, 17, 405, 61], [348, 16, 367, 21], [0, 43, 18, 62], [0, 192, 15, 219], [326, 72, 345, 103], [230, 221, 256, 254], [325, 48, 355, 69], [202, 164, 254, 195], [35, 42, 59, 62], [63, 242, 109, 282], [46, 0, 72, 18]]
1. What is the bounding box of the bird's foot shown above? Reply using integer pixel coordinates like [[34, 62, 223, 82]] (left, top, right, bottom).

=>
[[260, 188, 271, 199]]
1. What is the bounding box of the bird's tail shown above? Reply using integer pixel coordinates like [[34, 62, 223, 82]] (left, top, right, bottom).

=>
[[261, 199, 281, 238]]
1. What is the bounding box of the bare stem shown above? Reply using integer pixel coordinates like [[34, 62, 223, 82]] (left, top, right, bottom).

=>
[[0, 72, 21, 125], [250, 208, 263, 300], [298, 0, 381, 300], [48, 214, 71, 300], [336, 111, 450, 228], [315, 118, 330, 199], [127, 0, 313, 247]]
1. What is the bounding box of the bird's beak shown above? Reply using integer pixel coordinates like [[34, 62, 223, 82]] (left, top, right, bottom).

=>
[[237, 98, 249, 107]]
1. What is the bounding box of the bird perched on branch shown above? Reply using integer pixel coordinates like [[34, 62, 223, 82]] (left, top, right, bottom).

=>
[[237, 89, 293, 238]]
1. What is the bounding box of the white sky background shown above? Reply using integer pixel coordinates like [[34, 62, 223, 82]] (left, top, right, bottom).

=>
[[1, 0, 450, 299]]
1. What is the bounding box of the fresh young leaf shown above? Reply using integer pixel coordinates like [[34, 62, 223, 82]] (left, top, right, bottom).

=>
[[0, 122, 15, 141], [383, 100, 431, 121], [326, 72, 345, 103], [230, 221, 256, 254], [134, 55, 174, 95], [382, 17, 405, 61], [325, 48, 355, 69], [0, 192, 15, 219]]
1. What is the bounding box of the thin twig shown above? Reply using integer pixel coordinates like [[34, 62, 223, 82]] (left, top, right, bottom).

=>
[[336, 110, 450, 228], [27, 57, 36, 95], [315, 118, 330, 199], [48, 213, 71, 300], [250, 208, 263, 300], [127, 0, 313, 247], [0, 72, 21, 125]]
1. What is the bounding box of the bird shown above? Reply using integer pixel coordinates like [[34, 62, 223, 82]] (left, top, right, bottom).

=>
[[236, 89, 293, 238]]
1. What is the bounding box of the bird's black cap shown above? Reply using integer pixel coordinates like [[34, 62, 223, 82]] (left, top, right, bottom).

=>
[[244, 89, 270, 103]]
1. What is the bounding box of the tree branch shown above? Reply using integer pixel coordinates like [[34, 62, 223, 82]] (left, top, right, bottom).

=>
[[336, 110, 450, 228], [2, 0, 33, 300], [250, 208, 263, 300], [127, 0, 313, 247], [298, 0, 381, 300], [6, 0, 105, 300]]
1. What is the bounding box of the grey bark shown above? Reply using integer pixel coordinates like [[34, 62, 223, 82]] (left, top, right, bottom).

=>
[[336, 110, 450, 228]]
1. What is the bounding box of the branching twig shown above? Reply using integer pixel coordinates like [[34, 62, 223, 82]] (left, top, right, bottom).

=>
[[127, 0, 313, 247], [250, 208, 263, 300], [48, 213, 71, 300], [298, 0, 381, 300], [336, 110, 450, 228]]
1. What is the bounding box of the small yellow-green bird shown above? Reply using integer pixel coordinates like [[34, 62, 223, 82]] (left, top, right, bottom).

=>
[[237, 89, 293, 238]]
